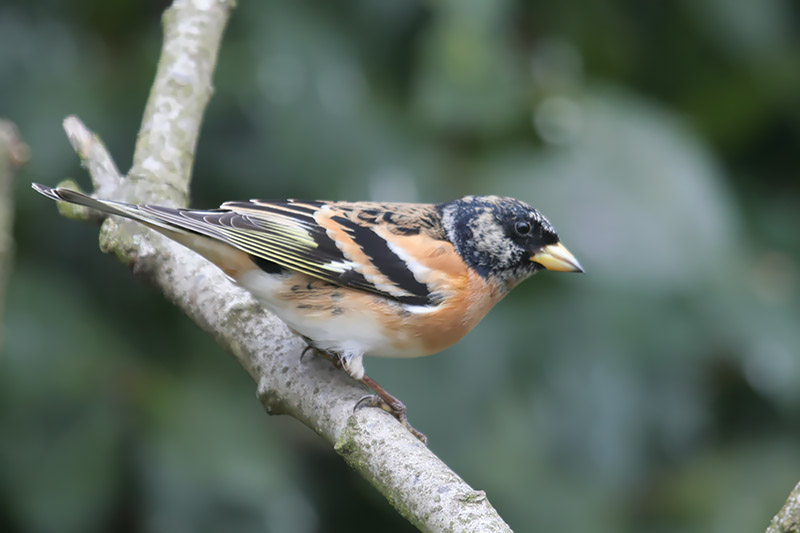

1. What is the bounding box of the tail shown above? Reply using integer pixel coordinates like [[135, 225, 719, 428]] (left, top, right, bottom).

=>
[[32, 183, 180, 233], [31, 183, 259, 277]]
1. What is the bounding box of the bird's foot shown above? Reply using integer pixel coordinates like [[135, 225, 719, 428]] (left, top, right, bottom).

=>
[[356, 375, 428, 444], [300, 343, 427, 443]]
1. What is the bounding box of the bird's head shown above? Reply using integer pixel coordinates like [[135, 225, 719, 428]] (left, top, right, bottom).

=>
[[440, 195, 583, 288]]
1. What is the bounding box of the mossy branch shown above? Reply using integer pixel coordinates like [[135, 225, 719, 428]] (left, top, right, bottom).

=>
[[767, 481, 800, 533], [51, 1, 512, 531]]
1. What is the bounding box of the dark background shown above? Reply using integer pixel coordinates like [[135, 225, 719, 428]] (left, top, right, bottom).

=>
[[2, 1, 800, 532]]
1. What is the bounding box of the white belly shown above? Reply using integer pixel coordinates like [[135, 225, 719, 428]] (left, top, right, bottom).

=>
[[237, 269, 410, 358]]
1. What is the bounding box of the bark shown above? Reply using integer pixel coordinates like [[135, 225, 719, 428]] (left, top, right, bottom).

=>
[[767, 481, 800, 533], [0, 120, 29, 349], [51, 1, 512, 531]]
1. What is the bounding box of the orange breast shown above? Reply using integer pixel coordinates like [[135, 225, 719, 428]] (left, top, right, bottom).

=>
[[372, 267, 506, 357], [359, 231, 508, 357]]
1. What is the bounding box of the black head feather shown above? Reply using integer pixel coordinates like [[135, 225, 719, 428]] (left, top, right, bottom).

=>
[[439, 195, 560, 285]]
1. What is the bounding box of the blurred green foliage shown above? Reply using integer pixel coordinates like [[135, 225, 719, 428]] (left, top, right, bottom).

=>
[[2, 0, 800, 531]]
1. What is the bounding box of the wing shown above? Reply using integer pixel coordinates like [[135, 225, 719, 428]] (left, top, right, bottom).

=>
[[140, 199, 449, 307]]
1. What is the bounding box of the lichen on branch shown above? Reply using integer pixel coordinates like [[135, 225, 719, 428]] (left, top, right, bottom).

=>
[[767, 481, 800, 533]]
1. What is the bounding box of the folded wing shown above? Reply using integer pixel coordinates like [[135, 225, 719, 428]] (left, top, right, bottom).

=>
[[141, 199, 446, 307]]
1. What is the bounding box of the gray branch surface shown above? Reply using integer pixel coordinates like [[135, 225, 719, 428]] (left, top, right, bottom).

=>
[[0, 120, 29, 348], [52, 1, 513, 531], [767, 481, 800, 533]]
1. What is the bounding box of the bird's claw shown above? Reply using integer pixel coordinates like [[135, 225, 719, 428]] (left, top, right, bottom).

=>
[[353, 393, 428, 444], [354, 394, 388, 412], [299, 345, 317, 362], [300, 344, 341, 367]]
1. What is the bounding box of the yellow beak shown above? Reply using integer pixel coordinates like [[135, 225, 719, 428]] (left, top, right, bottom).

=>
[[530, 242, 584, 273]]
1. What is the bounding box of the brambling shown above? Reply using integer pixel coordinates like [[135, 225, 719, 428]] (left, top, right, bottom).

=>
[[33, 183, 582, 442]]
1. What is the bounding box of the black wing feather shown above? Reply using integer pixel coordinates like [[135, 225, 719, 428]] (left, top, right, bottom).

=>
[[143, 201, 435, 306], [330, 215, 431, 301]]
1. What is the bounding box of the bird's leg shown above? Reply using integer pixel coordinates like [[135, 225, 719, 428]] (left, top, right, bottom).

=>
[[299, 342, 427, 444], [355, 375, 428, 444]]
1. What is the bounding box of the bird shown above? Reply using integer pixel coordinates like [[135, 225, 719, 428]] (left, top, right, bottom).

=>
[[32, 183, 583, 443]]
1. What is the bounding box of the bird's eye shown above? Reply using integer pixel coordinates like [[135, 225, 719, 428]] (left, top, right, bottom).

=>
[[514, 220, 532, 236]]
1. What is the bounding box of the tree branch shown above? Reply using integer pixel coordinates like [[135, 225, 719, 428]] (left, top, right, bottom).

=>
[[767, 481, 800, 533], [0, 120, 29, 349], [54, 1, 512, 531]]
